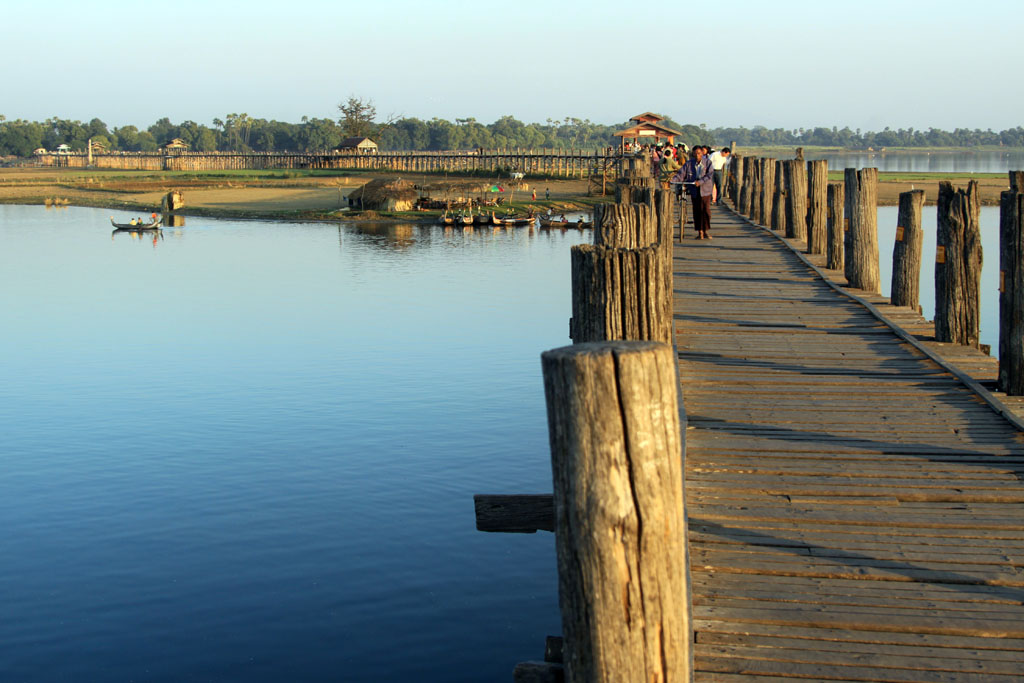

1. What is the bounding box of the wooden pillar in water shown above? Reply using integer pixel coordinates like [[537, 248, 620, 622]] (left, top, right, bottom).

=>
[[770, 160, 784, 231], [569, 243, 672, 345], [759, 158, 775, 227], [999, 171, 1024, 394], [935, 181, 982, 347], [738, 157, 752, 215], [806, 160, 828, 255], [541, 341, 691, 683], [827, 182, 845, 271], [890, 189, 925, 309], [785, 159, 808, 240], [747, 157, 762, 223], [731, 154, 744, 205], [844, 168, 880, 293]]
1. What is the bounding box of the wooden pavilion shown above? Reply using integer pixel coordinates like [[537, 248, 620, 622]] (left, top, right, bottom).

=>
[[613, 112, 683, 151]]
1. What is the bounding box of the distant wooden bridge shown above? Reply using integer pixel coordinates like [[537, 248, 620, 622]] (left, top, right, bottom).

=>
[[35, 147, 621, 180]]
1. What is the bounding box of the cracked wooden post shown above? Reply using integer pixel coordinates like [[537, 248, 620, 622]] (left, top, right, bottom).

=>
[[935, 181, 982, 347], [827, 182, 845, 270], [890, 189, 926, 310], [748, 157, 762, 224], [541, 341, 691, 683], [999, 172, 1024, 394], [785, 159, 808, 240], [760, 158, 776, 228], [569, 244, 672, 345], [730, 154, 744, 205], [771, 160, 785, 231], [844, 167, 881, 293], [806, 160, 828, 255]]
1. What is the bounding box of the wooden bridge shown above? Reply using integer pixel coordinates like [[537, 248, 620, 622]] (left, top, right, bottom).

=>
[[679, 207, 1024, 680], [476, 170, 1024, 681], [35, 147, 618, 179]]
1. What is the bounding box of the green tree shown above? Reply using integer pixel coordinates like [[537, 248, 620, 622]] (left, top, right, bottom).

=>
[[338, 96, 377, 138]]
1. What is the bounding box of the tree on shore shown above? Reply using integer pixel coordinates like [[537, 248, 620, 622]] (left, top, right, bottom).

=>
[[338, 96, 377, 139]]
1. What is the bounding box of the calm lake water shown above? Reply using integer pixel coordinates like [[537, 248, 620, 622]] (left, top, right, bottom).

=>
[[0, 201, 1004, 681], [876, 205, 1000, 351], [804, 150, 1024, 174], [0, 206, 590, 682]]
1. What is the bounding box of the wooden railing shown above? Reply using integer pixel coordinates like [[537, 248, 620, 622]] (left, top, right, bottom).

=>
[[729, 153, 1024, 394], [35, 148, 629, 177]]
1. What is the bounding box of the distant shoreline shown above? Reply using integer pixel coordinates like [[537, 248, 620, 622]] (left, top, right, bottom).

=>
[[0, 163, 1015, 220]]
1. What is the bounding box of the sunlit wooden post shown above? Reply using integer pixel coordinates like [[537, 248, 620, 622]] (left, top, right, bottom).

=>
[[806, 160, 828, 255], [542, 341, 691, 683], [935, 181, 982, 346], [785, 159, 808, 240], [760, 158, 776, 227], [890, 189, 925, 309], [844, 168, 880, 292]]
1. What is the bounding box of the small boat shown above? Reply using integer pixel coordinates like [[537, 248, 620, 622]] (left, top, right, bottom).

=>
[[472, 212, 490, 226], [497, 213, 535, 226], [457, 212, 474, 225], [439, 212, 455, 225], [539, 216, 593, 229], [111, 216, 161, 230]]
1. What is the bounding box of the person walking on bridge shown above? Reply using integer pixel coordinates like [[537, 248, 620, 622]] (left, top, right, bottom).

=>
[[683, 146, 715, 239], [709, 146, 731, 205]]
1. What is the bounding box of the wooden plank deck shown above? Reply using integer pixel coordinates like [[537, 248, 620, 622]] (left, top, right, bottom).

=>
[[675, 207, 1024, 681]]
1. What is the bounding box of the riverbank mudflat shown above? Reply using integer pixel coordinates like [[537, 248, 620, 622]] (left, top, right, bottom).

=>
[[0, 166, 1012, 222]]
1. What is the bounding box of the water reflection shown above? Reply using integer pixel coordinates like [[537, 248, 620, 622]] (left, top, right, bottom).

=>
[[805, 150, 1024, 173], [351, 223, 417, 249], [111, 227, 164, 246]]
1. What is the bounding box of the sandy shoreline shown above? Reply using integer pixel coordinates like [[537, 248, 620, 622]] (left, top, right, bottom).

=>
[[0, 167, 1011, 222]]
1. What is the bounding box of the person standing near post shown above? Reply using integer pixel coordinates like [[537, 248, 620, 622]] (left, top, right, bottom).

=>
[[683, 146, 715, 239], [709, 146, 731, 206]]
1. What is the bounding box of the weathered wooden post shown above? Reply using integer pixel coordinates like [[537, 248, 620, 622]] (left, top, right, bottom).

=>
[[739, 156, 752, 217], [827, 182, 845, 270], [760, 158, 776, 227], [843, 168, 880, 292], [890, 189, 925, 309], [770, 160, 785, 231], [654, 189, 676, 258], [541, 341, 691, 683], [784, 159, 808, 240], [806, 160, 828, 255], [578, 202, 672, 345], [935, 181, 982, 347], [731, 154, 744, 205], [747, 157, 762, 223], [1000, 171, 1024, 394]]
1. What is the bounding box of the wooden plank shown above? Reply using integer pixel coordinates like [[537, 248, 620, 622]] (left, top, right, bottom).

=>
[[672, 207, 1024, 679]]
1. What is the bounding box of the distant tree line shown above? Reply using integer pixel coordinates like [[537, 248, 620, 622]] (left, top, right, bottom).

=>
[[1, 111, 1021, 157]]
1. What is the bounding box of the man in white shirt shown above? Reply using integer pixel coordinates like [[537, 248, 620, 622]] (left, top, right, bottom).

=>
[[708, 147, 731, 205]]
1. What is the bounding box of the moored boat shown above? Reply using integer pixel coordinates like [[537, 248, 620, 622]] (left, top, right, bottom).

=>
[[110, 216, 161, 230]]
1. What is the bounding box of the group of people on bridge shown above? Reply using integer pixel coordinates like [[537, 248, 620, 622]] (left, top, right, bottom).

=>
[[635, 142, 732, 240]]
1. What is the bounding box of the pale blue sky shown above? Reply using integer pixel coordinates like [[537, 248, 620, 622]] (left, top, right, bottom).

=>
[[2, 0, 1020, 131]]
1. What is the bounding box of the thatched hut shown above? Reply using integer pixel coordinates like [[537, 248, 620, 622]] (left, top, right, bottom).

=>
[[347, 178, 418, 212]]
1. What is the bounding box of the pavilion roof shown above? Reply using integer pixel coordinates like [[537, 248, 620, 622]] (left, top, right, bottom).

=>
[[630, 112, 666, 123], [613, 121, 684, 139]]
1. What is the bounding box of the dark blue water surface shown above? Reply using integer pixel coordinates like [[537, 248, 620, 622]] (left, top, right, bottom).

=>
[[0, 206, 590, 682]]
